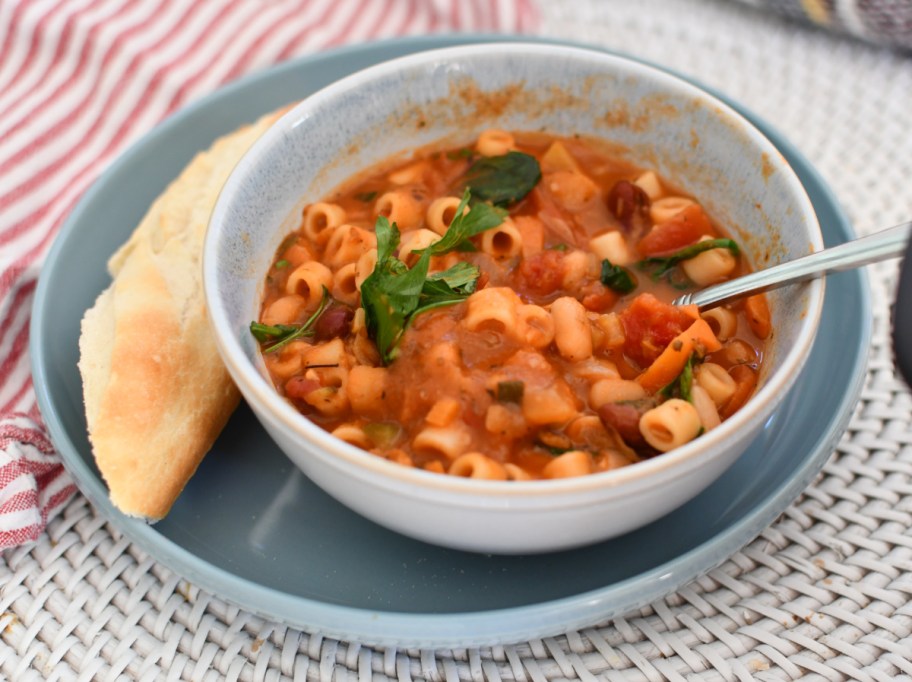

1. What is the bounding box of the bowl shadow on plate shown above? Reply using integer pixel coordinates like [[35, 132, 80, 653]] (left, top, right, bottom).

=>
[[43, 198, 855, 618], [162, 368, 822, 614]]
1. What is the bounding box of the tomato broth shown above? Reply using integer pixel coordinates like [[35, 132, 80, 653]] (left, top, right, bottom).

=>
[[252, 130, 770, 481]]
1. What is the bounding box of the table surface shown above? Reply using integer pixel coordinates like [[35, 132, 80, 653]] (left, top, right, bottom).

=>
[[4, 0, 912, 679]]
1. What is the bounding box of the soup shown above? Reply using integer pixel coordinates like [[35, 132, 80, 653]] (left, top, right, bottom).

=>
[[251, 130, 770, 480]]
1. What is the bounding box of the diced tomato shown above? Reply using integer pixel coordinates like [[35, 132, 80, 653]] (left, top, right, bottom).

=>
[[619, 293, 693, 368], [637, 204, 714, 257], [517, 250, 565, 297]]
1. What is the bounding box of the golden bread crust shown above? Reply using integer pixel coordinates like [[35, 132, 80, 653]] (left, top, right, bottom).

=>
[[78, 109, 285, 520]]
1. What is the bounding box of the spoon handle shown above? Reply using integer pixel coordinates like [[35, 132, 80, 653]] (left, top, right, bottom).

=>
[[674, 221, 911, 309], [893, 223, 912, 387]]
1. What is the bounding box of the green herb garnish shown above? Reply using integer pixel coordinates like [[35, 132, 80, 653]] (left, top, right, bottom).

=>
[[463, 151, 542, 206], [535, 431, 574, 456], [410, 262, 482, 318], [659, 354, 695, 403], [359, 217, 425, 365], [600, 260, 637, 294], [355, 191, 378, 203], [363, 422, 400, 447], [495, 380, 525, 403], [548, 243, 569, 252], [277, 234, 298, 254], [274, 259, 290, 269], [446, 148, 473, 160], [415, 188, 506, 255], [249, 322, 297, 343], [540, 444, 572, 456], [360, 190, 504, 365], [638, 239, 740, 282], [249, 287, 330, 353]]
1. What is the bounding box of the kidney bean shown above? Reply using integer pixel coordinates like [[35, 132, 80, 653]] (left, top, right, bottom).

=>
[[314, 305, 354, 341], [285, 376, 321, 401], [597, 400, 651, 449], [580, 281, 619, 313], [606, 180, 650, 232]]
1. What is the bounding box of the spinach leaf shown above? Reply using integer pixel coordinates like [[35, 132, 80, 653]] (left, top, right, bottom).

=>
[[600, 260, 637, 294], [463, 151, 542, 206], [659, 354, 695, 403], [446, 148, 473, 161], [638, 238, 740, 281]]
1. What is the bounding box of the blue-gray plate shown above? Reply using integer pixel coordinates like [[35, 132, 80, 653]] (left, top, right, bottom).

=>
[[31, 35, 870, 648]]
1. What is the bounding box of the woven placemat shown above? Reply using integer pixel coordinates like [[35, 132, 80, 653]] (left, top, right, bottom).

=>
[[5, 0, 912, 678]]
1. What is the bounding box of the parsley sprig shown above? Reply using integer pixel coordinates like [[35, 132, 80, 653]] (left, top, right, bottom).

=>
[[419, 189, 506, 254], [250, 287, 330, 353], [360, 189, 505, 365]]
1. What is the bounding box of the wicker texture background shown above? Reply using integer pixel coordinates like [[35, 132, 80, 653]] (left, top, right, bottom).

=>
[[4, 0, 912, 679]]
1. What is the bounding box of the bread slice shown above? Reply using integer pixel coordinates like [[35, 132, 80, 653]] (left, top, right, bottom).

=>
[[78, 109, 284, 520]]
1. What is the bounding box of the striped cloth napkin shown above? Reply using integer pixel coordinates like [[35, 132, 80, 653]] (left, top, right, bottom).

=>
[[0, 0, 538, 550]]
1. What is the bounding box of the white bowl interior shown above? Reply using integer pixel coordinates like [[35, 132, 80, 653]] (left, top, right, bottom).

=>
[[205, 43, 823, 551]]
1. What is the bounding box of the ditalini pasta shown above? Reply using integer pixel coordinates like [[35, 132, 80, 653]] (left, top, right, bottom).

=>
[[251, 132, 770, 480]]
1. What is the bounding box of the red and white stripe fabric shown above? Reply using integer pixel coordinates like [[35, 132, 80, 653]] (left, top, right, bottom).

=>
[[0, 0, 539, 550]]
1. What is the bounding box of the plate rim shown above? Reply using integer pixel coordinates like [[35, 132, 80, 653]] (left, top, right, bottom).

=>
[[30, 34, 872, 648]]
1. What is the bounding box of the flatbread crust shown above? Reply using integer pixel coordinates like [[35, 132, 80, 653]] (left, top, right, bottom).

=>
[[78, 109, 284, 520]]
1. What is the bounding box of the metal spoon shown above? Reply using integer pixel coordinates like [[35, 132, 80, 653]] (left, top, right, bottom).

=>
[[673, 221, 911, 309], [893, 229, 912, 386]]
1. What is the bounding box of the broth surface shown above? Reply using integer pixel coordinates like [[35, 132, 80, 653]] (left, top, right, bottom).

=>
[[253, 131, 769, 480]]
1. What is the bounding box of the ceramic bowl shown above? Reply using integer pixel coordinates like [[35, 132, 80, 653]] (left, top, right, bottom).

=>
[[204, 43, 824, 554]]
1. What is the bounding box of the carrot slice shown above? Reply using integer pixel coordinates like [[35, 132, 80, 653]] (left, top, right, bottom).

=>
[[744, 294, 772, 339], [636, 318, 722, 393], [679, 303, 700, 321], [719, 364, 758, 419], [513, 215, 544, 258]]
